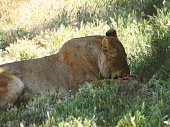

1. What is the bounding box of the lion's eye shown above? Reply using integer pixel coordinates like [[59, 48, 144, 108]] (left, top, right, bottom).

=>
[[102, 46, 107, 49], [102, 46, 108, 52], [103, 46, 107, 50]]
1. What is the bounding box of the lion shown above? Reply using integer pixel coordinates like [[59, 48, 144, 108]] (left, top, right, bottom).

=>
[[0, 29, 130, 105]]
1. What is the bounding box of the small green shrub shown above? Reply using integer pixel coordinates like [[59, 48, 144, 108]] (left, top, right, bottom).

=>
[[117, 110, 147, 127]]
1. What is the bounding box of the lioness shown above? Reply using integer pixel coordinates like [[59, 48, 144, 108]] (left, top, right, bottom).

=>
[[0, 29, 130, 105]]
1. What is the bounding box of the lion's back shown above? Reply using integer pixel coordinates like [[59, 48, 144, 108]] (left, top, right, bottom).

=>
[[60, 35, 104, 52]]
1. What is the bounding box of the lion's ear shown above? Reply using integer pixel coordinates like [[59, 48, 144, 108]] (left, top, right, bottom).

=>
[[102, 37, 111, 50], [102, 37, 117, 57], [106, 29, 117, 38]]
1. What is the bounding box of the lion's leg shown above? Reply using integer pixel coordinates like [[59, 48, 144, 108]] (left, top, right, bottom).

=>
[[0, 72, 24, 105]]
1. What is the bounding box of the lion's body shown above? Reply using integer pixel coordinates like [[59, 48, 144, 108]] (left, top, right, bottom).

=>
[[0, 29, 130, 105]]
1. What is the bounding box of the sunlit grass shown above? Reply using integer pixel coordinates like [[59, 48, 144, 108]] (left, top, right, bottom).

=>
[[0, 0, 163, 43]]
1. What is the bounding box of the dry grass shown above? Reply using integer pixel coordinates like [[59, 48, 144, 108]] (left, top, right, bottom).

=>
[[0, 0, 109, 43]]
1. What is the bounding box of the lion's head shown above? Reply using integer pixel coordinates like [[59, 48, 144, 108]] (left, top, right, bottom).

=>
[[98, 29, 130, 79]]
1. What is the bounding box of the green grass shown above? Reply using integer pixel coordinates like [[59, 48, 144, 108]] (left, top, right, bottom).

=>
[[0, 80, 169, 126], [0, 0, 170, 126]]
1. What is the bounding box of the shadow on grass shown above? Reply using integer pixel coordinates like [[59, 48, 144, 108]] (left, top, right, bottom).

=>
[[134, 31, 169, 80]]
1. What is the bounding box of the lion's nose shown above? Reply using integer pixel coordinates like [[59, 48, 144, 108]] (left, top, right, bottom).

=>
[[120, 71, 127, 77], [111, 67, 130, 79], [120, 68, 130, 78]]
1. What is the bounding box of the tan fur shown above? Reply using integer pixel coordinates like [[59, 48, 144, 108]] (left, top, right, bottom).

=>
[[0, 29, 130, 105], [0, 70, 24, 105]]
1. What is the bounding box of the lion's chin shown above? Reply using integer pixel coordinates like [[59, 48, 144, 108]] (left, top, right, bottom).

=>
[[104, 73, 125, 79], [102, 73, 118, 79]]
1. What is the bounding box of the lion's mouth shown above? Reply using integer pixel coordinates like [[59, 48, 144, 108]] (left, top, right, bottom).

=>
[[104, 73, 119, 79], [100, 72, 125, 79], [111, 72, 119, 79], [111, 71, 128, 79]]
